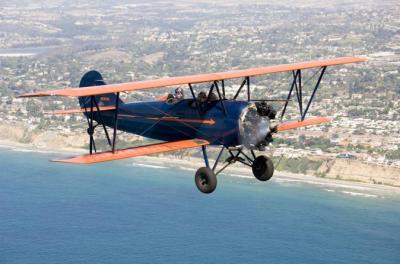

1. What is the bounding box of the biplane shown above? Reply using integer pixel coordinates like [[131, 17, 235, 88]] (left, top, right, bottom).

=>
[[19, 56, 366, 193]]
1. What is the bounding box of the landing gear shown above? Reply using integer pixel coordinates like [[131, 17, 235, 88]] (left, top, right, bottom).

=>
[[194, 146, 276, 194], [252, 155, 274, 181], [195, 167, 217, 194]]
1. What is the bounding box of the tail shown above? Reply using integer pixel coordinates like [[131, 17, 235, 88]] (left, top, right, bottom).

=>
[[78, 70, 123, 109]]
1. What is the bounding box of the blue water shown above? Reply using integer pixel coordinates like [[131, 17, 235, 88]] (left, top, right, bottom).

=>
[[0, 149, 399, 264]]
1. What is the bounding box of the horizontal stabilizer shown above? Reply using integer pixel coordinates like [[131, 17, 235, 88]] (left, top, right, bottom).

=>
[[277, 117, 331, 132], [53, 139, 209, 164], [18, 57, 366, 98], [45, 106, 116, 115]]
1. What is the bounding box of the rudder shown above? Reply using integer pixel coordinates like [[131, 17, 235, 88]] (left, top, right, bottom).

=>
[[78, 70, 122, 109]]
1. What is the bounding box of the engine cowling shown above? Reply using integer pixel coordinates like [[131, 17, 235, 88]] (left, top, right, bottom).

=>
[[238, 102, 277, 150]]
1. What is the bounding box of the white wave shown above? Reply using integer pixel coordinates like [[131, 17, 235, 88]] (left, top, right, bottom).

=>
[[177, 166, 196, 172], [324, 189, 336, 192], [275, 177, 377, 192], [10, 148, 56, 154], [0, 53, 36, 57], [340, 191, 379, 198], [11, 148, 33, 152], [321, 183, 375, 191], [274, 178, 304, 184], [221, 173, 253, 179], [131, 163, 168, 169]]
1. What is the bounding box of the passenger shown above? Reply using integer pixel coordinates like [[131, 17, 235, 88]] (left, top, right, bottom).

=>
[[175, 87, 184, 100]]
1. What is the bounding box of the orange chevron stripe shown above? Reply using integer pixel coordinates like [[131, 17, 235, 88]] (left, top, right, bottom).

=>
[[118, 114, 216, 125], [46, 106, 116, 115]]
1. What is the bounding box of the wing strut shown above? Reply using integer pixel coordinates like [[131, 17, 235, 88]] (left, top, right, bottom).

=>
[[302, 66, 326, 120], [280, 70, 299, 120], [246, 76, 250, 101], [188, 83, 201, 117], [93, 97, 112, 146], [89, 96, 96, 154], [232, 76, 253, 101], [112, 92, 120, 153], [84, 92, 120, 155], [280, 66, 327, 121], [221, 80, 226, 99], [213, 81, 227, 116], [233, 78, 248, 100]]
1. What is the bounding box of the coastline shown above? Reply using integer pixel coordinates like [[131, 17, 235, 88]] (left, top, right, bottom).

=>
[[131, 156, 400, 198], [1, 139, 399, 199]]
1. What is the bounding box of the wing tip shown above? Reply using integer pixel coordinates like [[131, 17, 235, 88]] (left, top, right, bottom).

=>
[[193, 138, 210, 145], [330, 56, 367, 64], [17, 92, 51, 98], [352, 56, 368, 63], [51, 158, 75, 164], [51, 157, 92, 164], [277, 116, 332, 132]]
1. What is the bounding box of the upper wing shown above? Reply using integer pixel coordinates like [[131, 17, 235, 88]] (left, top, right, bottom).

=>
[[19, 56, 365, 98], [53, 138, 209, 164]]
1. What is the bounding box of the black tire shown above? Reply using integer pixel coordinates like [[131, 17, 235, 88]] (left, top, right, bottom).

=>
[[252, 155, 274, 181], [195, 167, 217, 194]]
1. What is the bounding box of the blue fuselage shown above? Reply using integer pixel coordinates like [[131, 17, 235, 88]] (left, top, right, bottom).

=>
[[94, 99, 250, 146]]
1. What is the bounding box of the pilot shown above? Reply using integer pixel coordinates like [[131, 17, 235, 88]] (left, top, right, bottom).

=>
[[197, 91, 208, 103], [167, 87, 184, 104], [190, 90, 217, 108], [208, 91, 218, 101], [197, 91, 219, 103]]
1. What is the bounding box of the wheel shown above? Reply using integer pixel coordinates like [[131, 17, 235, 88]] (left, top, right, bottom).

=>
[[195, 167, 217, 194], [252, 155, 274, 181]]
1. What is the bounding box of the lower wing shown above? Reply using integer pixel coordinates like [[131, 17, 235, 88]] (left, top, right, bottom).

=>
[[53, 139, 209, 164], [277, 116, 331, 132]]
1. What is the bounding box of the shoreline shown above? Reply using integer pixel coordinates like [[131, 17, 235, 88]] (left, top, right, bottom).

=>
[[131, 156, 400, 198], [1, 139, 400, 198]]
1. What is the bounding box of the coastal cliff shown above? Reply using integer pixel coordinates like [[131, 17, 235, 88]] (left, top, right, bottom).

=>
[[319, 159, 400, 187]]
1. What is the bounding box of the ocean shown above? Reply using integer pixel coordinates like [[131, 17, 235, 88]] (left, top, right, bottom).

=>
[[0, 149, 399, 264], [0, 47, 51, 57]]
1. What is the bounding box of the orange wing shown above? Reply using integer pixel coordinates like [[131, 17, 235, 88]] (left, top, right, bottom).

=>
[[53, 139, 209, 164], [19, 57, 366, 98], [277, 116, 331, 132]]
